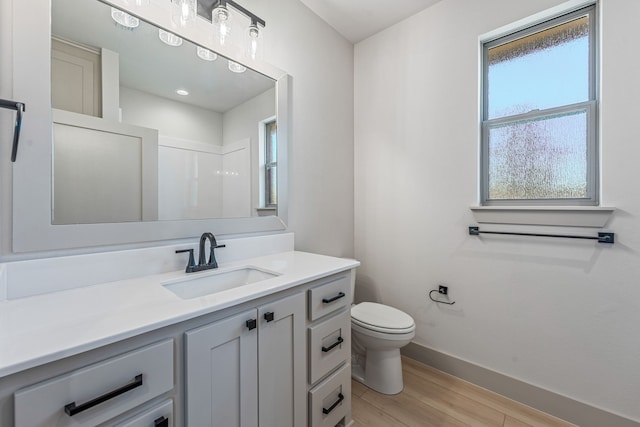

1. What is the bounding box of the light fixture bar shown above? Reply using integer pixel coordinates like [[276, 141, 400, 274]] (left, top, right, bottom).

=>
[[211, 0, 265, 28]]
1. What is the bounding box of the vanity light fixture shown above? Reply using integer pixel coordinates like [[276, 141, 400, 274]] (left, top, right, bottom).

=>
[[228, 60, 247, 73], [111, 7, 140, 28], [208, 0, 266, 58], [196, 46, 218, 61], [159, 29, 183, 46], [172, 0, 197, 27]]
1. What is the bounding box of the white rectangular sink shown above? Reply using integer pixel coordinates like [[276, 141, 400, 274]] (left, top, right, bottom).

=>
[[162, 266, 280, 299]]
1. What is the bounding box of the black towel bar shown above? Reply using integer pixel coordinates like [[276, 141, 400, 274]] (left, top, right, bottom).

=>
[[469, 226, 614, 244]]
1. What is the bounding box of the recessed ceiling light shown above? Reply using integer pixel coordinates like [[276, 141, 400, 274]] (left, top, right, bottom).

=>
[[159, 29, 183, 46], [196, 46, 218, 61], [176, 89, 189, 96], [228, 60, 246, 73], [111, 7, 139, 28]]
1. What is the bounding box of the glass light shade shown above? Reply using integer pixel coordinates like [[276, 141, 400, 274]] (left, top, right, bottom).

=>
[[111, 7, 140, 28], [158, 29, 183, 47], [196, 46, 218, 61], [212, 4, 232, 46], [245, 23, 263, 60], [128, 0, 150, 5], [228, 60, 246, 73], [172, 0, 196, 27]]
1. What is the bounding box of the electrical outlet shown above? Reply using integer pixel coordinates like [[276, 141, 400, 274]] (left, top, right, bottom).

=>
[[438, 285, 448, 295]]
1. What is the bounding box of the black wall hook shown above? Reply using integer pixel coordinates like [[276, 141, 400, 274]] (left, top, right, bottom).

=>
[[0, 99, 26, 162]]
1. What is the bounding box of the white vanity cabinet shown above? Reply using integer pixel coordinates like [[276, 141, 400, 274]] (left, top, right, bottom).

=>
[[184, 292, 306, 427]]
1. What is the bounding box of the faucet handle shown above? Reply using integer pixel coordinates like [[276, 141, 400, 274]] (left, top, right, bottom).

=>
[[175, 249, 196, 273], [208, 244, 226, 267]]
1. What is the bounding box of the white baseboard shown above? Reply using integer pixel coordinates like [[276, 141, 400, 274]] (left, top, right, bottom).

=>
[[402, 342, 639, 427]]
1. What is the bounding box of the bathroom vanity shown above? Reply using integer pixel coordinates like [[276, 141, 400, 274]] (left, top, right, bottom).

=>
[[0, 246, 358, 426]]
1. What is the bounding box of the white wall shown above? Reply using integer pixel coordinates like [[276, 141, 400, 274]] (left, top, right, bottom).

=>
[[249, 0, 354, 257], [354, 0, 640, 421], [120, 86, 223, 144]]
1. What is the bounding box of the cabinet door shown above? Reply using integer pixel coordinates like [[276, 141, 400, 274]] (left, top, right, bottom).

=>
[[185, 309, 258, 427], [257, 293, 306, 427]]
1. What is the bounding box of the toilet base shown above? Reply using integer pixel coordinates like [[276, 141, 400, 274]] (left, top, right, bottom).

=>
[[351, 348, 404, 395]]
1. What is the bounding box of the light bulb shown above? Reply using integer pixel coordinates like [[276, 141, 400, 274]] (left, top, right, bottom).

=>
[[172, 0, 196, 27], [228, 60, 246, 73], [159, 29, 183, 46], [196, 46, 218, 61], [212, 4, 232, 46], [111, 7, 139, 28], [245, 23, 263, 60]]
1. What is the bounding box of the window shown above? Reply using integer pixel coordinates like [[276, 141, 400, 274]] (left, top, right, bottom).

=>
[[481, 5, 597, 206], [264, 120, 277, 207]]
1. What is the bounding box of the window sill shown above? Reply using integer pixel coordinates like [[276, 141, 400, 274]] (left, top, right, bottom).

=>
[[256, 207, 277, 217], [469, 206, 615, 228]]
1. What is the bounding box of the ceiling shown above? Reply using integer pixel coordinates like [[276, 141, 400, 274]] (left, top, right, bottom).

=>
[[299, 0, 443, 43]]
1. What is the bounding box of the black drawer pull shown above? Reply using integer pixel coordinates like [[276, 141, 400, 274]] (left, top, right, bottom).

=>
[[322, 292, 345, 304], [154, 416, 169, 427], [246, 318, 257, 330], [64, 374, 143, 416], [264, 311, 275, 322], [321, 336, 344, 353], [322, 393, 344, 415]]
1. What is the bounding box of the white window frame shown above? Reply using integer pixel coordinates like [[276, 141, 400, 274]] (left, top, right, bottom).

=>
[[258, 116, 277, 209], [480, 5, 598, 206]]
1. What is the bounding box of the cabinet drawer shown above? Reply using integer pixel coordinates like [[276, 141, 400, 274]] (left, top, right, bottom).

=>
[[117, 399, 173, 427], [14, 339, 174, 427], [308, 274, 350, 321], [309, 364, 351, 427], [308, 311, 350, 384]]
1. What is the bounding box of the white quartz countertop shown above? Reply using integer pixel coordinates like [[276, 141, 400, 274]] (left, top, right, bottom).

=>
[[0, 251, 359, 378]]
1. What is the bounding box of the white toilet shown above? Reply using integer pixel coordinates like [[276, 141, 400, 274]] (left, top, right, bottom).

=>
[[350, 291, 416, 394]]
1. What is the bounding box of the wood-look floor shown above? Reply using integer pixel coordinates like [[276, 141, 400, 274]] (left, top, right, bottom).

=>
[[351, 357, 577, 427]]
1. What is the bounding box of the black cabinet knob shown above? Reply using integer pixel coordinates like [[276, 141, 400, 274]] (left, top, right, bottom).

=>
[[154, 416, 169, 427], [246, 319, 257, 330], [264, 312, 275, 322]]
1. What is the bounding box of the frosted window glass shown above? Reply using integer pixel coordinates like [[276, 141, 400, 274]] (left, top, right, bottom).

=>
[[487, 110, 588, 200], [487, 16, 590, 120]]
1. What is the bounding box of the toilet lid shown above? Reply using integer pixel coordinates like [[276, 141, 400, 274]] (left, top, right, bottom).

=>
[[351, 302, 415, 332]]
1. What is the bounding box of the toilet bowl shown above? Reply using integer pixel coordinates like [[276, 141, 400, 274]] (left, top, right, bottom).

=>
[[351, 302, 415, 395]]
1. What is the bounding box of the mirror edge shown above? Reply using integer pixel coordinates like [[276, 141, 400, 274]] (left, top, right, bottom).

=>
[[10, 0, 290, 254]]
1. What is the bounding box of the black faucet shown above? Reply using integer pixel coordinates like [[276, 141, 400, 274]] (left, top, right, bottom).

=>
[[176, 232, 226, 273]]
